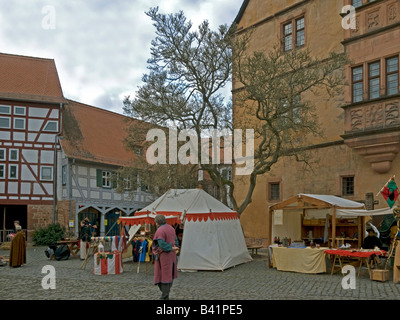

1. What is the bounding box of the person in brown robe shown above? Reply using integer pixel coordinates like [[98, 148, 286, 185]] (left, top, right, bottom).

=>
[[9, 225, 26, 268]]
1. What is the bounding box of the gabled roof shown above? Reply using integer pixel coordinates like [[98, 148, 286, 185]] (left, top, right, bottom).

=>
[[234, 0, 250, 25], [0, 52, 65, 103], [60, 99, 151, 167]]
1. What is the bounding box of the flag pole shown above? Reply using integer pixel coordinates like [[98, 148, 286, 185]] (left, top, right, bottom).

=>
[[376, 175, 395, 197]]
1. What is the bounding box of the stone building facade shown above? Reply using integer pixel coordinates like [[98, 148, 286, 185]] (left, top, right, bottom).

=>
[[232, 0, 400, 240]]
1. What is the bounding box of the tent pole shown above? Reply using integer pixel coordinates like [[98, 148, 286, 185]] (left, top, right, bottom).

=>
[[358, 216, 362, 248], [268, 207, 273, 246], [332, 207, 336, 248]]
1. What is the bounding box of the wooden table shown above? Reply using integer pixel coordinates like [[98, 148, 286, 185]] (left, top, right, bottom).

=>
[[271, 246, 327, 274], [57, 240, 80, 259], [247, 245, 263, 256], [325, 249, 386, 277]]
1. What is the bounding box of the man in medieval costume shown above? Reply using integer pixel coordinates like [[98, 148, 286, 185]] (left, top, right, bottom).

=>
[[152, 214, 179, 300], [9, 225, 26, 268]]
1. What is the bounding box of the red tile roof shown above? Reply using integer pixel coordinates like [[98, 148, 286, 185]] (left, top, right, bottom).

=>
[[60, 100, 152, 167], [0, 52, 65, 103]]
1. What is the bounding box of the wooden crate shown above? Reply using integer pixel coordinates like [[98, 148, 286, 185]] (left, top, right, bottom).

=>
[[370, 269, 389, 282]]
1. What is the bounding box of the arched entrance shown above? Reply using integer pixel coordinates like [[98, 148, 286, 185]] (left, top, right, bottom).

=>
[[105, 209, 124, 236], [78, 207, 100, 237]]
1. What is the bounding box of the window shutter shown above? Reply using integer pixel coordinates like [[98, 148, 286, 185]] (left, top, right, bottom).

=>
[[96, 169, 102, 187]]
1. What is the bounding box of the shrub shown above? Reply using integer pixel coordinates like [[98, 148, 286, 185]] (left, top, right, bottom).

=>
[[33, 223, 66, 246]]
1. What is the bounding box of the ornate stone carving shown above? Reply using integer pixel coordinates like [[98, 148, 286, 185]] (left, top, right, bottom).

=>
[[351, 16, 360, 34], [350, 108, 363, 131], [385, 101, 400, 126], [365, 104, 384, 129], [388, 3, 398, 23], [367, 10, 380, 29]]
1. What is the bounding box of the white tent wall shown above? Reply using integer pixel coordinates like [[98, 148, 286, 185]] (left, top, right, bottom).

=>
[[271, 209, 302, 241], [178, 218, 252, 271]]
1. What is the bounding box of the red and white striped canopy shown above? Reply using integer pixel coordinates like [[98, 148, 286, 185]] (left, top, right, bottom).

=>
[[119, 188, 238, 226]]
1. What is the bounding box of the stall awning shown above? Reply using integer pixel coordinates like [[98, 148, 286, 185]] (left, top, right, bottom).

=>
[[119, 213, 181, 227], [270, 193, 365, 210], [336, 206, 396, 218]]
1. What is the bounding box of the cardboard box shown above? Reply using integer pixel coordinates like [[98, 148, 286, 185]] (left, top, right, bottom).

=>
[[370, 269, 389, 282]]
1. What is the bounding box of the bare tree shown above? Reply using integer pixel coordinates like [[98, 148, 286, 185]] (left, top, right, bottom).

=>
[[122, 8, 348, 215], [230, 37, 348, 214], [123, 7, 233, 204]]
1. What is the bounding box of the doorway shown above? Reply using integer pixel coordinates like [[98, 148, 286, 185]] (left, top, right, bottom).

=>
[[0, 205, 27, 242]]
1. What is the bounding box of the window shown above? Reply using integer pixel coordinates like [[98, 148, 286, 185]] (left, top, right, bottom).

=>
[[283, 22, 292, 51], [124, 177, 132, 190], [369, 61, 380, 99], [387, 56, 399, 96], [43, 121, 58, 132], [62, 165, 67, 185], [9, 164, 18, 179], [9, 149, 18, 161], [14, 118, 25, 130], [283, 16, 305, 51], [0, 149, 5, 161], [352, 0, 363, 8], [14, 106, 26, 115], [296, 17, 305, 47], [269, 182, 281, 201], [0, 105, 11, 114], [342, 176, 354, 196], [102, 171, 112, 188], [0, 164, 4, 179], [41, 166, 53, 180], [352, 66, 363, 103], [0, 117, 10, 128], [221, 168, 232, 181]]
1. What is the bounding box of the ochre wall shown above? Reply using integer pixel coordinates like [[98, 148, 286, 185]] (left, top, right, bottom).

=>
[[233, 0, 400, 240]]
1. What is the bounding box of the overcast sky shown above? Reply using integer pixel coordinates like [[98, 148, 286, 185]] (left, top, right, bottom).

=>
[[0, 0, 243, 114]]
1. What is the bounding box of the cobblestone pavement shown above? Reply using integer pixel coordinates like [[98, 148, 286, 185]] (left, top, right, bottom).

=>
[[1, 246, 400, 300]]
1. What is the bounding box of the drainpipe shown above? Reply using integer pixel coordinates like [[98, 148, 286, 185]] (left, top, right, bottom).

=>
[[52, 102, 63, 224]]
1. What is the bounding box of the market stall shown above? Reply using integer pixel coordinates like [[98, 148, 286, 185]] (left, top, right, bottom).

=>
[[268, 194, 399, 275], [269, 194, 366, 249]]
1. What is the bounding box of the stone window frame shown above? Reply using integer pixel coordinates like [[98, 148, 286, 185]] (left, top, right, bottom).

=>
[[341, 175, 355, 196], [281, 14, 306, 52], [352, 65, 364, 103], [267, 179, 282, 202], [386, 55, 399, 96], [368, 60, 381, 100]]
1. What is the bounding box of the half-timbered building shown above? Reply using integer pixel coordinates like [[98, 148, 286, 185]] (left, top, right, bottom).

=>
[[0, 53, 156, 242], [58, 99, 156, 237], [0, 53, 66, 241]]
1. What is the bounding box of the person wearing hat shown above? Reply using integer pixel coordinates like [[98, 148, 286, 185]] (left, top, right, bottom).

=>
[[152, 214, 179, 300], [9, 225, 26, 268], [362, 228, 382, 249]]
